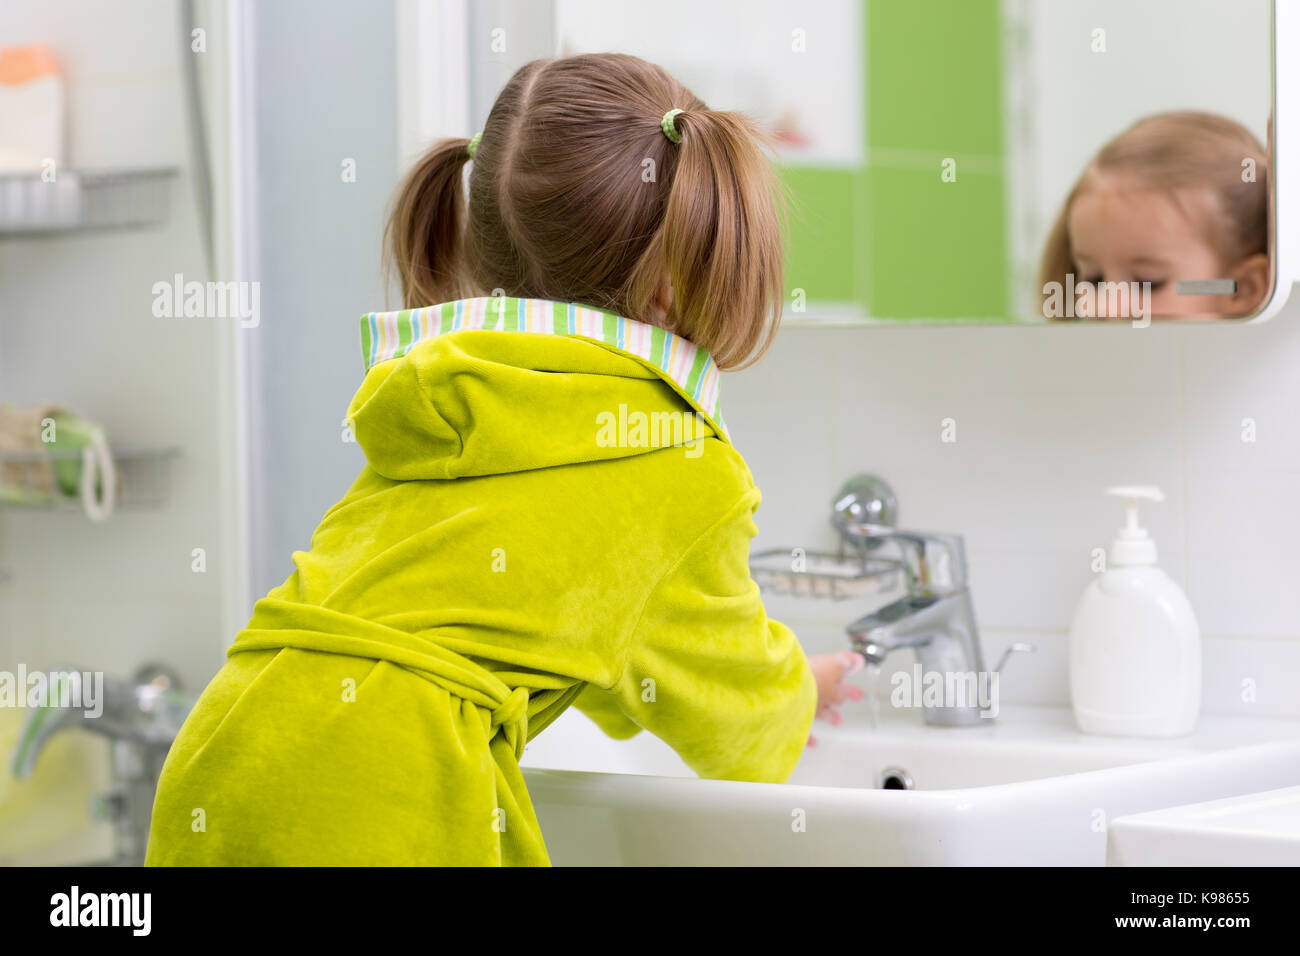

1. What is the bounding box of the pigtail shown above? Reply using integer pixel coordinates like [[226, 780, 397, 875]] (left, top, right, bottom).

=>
[[384, 137, 476, 309], [629, 109, 788, 370]]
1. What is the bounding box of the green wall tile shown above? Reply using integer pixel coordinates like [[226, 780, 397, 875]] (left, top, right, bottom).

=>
[[778, 166, 859, 306], [866, 166, 1007, 319], [867, 0, 1005, 155]]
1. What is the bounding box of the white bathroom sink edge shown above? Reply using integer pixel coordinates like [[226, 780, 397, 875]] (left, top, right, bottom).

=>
[[522, 705, 1300, 865]]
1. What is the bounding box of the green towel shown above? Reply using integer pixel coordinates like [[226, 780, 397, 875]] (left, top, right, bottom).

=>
[[0, 406, 100, 505]]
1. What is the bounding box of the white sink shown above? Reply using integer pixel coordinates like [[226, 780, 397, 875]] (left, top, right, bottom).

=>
[[1107, 785, 1300, 866], [520, 705, 1300, 865]]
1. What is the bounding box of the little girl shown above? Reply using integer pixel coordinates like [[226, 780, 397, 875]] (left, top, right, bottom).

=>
[[145, 53, 862, 866], [1039, 111, 1270, 320]]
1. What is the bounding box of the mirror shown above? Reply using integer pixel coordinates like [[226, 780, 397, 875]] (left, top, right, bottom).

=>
[[463, 0, 1274, 324]]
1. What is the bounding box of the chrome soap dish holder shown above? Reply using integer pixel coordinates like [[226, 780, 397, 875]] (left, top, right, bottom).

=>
[[749, 546, 905, 600], [750, 474, 958, 601]]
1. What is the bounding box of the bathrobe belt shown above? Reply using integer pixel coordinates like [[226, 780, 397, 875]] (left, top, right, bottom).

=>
[[229, 598, 532, 760]]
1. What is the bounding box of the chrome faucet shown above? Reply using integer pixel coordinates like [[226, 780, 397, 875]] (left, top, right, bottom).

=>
[[9, 664, 194, 865], [832, 476, 1033, 726]]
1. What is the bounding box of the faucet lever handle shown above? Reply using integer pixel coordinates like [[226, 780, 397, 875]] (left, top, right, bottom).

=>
[[993, 642, 1036, 673]]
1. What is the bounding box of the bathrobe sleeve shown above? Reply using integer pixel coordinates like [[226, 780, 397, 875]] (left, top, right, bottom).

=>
[[571, 682, 644, 739], [597, 492, 818, 784]]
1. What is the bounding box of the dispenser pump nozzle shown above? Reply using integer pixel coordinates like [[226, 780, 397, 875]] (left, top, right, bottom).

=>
[[1105, 485, 1163, 566]]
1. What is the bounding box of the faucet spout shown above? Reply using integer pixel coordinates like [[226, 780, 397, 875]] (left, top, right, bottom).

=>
[[845, 588, 990, 726], [9, 664, 195, 865], [828, 479, 1023, 727], [848, 593, 947, 664]]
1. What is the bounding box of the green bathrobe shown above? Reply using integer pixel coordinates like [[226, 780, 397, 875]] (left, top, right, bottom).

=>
[[145, 296, 816, 866]]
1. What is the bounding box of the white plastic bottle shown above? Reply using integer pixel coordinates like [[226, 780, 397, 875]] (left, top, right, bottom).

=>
[[1068, 486, 1201, 737]]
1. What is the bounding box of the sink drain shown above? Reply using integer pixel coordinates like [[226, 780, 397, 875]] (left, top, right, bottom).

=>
[[878, 766, 914, 790]]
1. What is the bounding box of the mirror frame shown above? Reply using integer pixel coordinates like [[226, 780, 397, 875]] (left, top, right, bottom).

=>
[[1255, 0, 1296, 322]]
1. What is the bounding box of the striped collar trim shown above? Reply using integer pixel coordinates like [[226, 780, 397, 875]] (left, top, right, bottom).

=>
[[360, 297, 728, 438]]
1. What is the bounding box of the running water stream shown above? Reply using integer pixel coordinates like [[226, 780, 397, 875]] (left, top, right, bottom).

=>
[[864, 662, 881, 729]]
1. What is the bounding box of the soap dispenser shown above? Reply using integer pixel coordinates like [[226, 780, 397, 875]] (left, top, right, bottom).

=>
[[1068, 486, 1201, 737]]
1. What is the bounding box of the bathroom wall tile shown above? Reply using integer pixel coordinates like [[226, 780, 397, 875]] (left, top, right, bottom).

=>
[[866, 167, 1008, 319], [991, 323, 1185, 397], [780, 167, 859, 305], [1200, 636, 1300, 719], [825, 325, 1018, 400], [3, 0, 177, 77], [726, 327, 841, 554], [35, 596, 225, 691], [822, 321, 1182, 402], [1183, 314, 1300, 474], [1184, 468, 1300, 566], [73, 79, 189, 168], [964, 545, 1087, 634], [867, 0, 1004, 156], [1185, 468, 1300, 639]]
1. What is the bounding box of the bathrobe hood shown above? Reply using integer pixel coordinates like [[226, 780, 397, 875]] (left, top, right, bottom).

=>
[[347, 297, 730, 480]]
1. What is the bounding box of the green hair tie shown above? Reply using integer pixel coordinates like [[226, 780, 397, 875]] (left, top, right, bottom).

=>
[[467, 132, 482, 159], [660, 109, 684, 144]]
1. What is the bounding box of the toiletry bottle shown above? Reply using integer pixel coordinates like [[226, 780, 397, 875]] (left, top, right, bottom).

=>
[[1068, 486, 1200, 737]]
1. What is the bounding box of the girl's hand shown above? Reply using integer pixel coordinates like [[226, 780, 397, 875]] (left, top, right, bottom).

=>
[[806, 652, 866, 747]]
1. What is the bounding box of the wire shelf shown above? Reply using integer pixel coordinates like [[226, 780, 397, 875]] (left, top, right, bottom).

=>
[[750, 548, 905, 600], [0, 446, 180, 512], [0, 168, 178, 235]]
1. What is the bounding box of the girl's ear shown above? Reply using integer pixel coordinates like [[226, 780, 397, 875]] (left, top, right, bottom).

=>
[[648, 276, 674, 324], [1226, 253, 1272, 316]]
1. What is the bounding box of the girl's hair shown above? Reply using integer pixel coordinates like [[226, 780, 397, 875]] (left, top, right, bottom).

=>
[[1037, 110, 1269, 298], [385, 53, 787, 369]]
